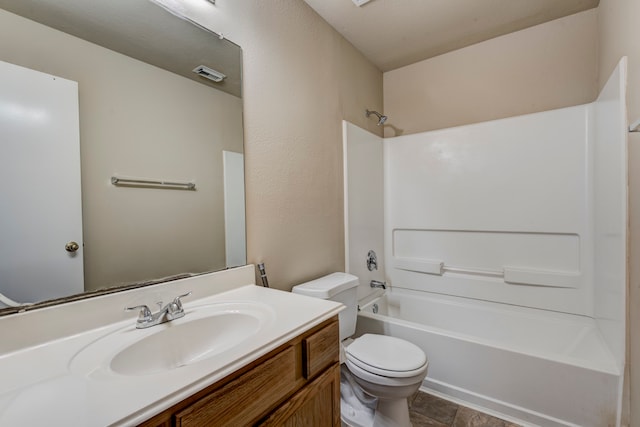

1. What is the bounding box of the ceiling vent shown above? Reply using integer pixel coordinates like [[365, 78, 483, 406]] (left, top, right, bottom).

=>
[[193, 65, 226, 83], [352, 0, 372, 6]]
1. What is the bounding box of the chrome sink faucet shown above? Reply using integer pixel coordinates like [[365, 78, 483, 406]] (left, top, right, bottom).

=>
[[125, 292, 191, 329]]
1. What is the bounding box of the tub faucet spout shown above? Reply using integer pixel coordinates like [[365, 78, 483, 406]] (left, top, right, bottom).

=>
[[370, 280, 386, 290]]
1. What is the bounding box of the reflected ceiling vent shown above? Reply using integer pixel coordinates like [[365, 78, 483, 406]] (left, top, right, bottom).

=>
[[193, 65, 226, 83], [352, 0, 373, 6]]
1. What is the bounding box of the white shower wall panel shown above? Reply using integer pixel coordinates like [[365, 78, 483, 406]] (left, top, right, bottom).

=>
[[384, 105, 595, 315], [343, 122, 386, 300], [592, 58, 627, 370]]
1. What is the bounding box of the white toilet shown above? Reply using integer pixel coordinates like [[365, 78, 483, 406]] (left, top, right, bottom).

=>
[[292, 273, 428, 427]]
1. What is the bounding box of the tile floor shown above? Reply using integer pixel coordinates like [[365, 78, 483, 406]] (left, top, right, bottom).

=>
[[409, 392, 521, 427]]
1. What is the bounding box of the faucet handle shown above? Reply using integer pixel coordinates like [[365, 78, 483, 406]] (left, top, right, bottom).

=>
[[125, 304, 152, 322], [172, 291, 192, 311], [165, 292, 191, 321]]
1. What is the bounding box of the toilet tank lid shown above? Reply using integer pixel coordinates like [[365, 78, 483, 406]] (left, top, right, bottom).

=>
[[291, 272, 359, 298]]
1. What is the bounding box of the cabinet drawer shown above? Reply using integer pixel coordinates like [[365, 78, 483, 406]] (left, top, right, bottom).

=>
[[175, 347, 297, 426], [303, 320, 339, 379]]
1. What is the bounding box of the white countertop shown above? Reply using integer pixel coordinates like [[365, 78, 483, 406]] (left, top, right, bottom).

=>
[[0, 278, 342, 426]]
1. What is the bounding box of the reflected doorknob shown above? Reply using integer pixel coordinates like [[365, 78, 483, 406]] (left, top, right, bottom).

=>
[[65, 241, 80, 252]]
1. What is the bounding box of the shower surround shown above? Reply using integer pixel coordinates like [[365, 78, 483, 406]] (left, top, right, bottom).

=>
[[343, 59, 628, 426]]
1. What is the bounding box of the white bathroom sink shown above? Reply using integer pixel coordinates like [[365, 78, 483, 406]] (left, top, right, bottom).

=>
[[111, 312, 262, 375], [69, 302, 274, 377]]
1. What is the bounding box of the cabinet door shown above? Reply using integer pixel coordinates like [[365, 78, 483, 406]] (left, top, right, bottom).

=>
[[260, 363, 340, 427]]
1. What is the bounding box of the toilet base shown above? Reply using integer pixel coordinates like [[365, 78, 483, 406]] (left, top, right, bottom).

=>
[[341, 366, 376, 427], [341, 396, 374, 427], [340, 366, 413, 427], [341, 396, 412, 427], [372, 398, 411, 427]]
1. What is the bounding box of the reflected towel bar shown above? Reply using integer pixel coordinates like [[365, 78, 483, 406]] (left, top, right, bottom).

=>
[[111, 176, 196, 190], [630, 118, 640, 133]]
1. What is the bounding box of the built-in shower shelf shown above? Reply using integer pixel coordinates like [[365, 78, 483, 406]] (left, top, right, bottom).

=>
[[503, 266, 580, 288], [393, 257, 580, 288]]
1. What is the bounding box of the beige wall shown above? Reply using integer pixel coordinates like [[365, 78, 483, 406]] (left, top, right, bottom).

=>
[[0, 9, 243, 290], [383, 9, 598, 136], [598, 1, 640, 425], [178, 0, 384, 289]]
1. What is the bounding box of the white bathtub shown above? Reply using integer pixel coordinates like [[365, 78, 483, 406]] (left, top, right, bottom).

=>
[[355, 288, 622, 427]]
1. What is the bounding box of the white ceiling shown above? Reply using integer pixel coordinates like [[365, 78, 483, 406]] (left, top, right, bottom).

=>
[[303, 0, 599, 72]]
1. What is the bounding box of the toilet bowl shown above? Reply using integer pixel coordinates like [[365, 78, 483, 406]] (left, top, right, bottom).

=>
[[292, 273, 428, 427], [344, 334, 428, 426]]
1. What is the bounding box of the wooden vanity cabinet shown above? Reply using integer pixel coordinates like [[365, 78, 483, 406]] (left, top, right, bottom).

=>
[[138, 316, 340, 427]]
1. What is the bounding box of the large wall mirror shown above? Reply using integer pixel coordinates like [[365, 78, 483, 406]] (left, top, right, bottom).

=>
[[0, 0, 245, 314]]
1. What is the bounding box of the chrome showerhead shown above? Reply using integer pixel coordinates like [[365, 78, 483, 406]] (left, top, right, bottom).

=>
[[366, 109, 388, 126]]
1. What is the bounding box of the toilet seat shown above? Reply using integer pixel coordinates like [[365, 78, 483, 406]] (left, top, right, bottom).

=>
[[346, 354, 428, 379], [345, 334, 428, 378], [345, 359, 429, 387]]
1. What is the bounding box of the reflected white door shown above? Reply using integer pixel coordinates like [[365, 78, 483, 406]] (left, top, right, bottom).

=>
[[0, 60, 83, 303]]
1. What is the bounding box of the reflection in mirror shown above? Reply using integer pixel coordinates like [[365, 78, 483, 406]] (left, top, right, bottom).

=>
[[0, 0, 245, 314]]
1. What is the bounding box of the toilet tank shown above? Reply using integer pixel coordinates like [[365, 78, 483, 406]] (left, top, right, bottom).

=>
[[292, 272, 359, 341]]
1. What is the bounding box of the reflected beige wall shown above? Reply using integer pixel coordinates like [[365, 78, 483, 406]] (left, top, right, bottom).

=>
[[598, 1, 640, 424], [182, 0, 384, 289], [2, 0, 385, 292], [0, 9, 243, 290], [383, 9, 598, 136]]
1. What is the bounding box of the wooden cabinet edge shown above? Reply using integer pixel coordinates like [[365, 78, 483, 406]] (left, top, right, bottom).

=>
[[303, 318, 340, 379]]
